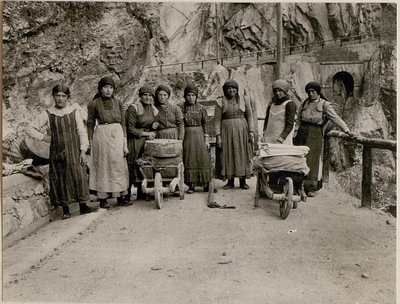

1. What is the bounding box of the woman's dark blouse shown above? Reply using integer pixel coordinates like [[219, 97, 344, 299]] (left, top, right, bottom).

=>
[[87, 97, 126, 140]]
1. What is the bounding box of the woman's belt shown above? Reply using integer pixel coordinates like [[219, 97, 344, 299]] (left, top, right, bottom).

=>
[[97, 122, 120, 125], [300, 120, 323, 127], [158, 127, 178, 130], [222, 114, 245, 120]]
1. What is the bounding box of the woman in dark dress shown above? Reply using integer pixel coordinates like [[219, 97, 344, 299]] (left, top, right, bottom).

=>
[[126, 84, 158, 199], [179, 85, 212, 194], [293, 81, 353, 197], [214, 79, 255, 190], [25, 84, 92, 219], [153, 85, 184, 140], [87, 76, 130, 208]]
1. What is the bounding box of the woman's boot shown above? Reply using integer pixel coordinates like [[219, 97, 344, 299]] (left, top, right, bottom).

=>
[[79, 203, 92, 215], [62, 205, 71, 219], [223, 179, 234, 190], [99, 199, 110, 209], [188, 183, 195, 194], [239, 177, 249, 190]]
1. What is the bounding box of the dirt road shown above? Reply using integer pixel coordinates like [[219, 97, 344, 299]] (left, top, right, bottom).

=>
[[2, 173, 396, 304]]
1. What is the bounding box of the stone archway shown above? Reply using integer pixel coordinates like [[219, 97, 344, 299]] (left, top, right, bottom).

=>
[[327, 71, 356, 172]]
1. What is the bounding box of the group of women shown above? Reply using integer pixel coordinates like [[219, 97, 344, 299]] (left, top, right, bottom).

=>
[[262, 79, 353, 197], [26, 75, 353, 220]]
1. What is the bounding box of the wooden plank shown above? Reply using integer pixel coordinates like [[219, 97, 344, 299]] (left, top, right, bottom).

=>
[[327, 131, 396, 151]]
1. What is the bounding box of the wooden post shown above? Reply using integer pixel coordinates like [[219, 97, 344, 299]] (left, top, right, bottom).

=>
[[322, 137, 330, 183], [276, 3, 282, 79], [361, 146, 372, 208]]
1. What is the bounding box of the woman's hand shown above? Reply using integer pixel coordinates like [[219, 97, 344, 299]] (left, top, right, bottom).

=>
[[123, 138, 129, 156], [204, 136, 210, 150], [249, 132, 255, 145], [216, 135, 222, 148], [43, 135, 52, 143], [144, 131, 156, 140], [80, 150, 88, 166], [345, 131, 357, 138]]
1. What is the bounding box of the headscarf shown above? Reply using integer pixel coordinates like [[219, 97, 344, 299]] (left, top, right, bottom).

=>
[[93, 76, 115, 100], [52, 84, 71, 98], [305, 81, 321, 95], [139, 84, 154, 97], [154, 85, 171, 105], [222, 79, 239, 97], [305, 81, 327, 100], [272, 79, 290, 95], [184, 85, 198, 98], [219, 79, 245, 112], [134, 83, 157, 115], [98, 77, 115, 92]]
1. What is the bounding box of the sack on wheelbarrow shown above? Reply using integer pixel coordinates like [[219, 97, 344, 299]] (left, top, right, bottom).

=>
[[253, 144, 310, 176]]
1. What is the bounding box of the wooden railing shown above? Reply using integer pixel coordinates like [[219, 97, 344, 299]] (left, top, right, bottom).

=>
[[325, 131, 396, 208], [144, 31, 396, 75]]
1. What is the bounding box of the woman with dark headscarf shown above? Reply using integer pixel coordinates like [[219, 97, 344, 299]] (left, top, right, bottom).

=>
[[214, 79, 255, 190], [87, 76, 130, 208], [262, 79, 297, 144], [179, 84, 213, 194], [293, 81, 353, 197], [25, 84, 92, 219], [153, 85, 184, 140], [126, 84, 158, 199]]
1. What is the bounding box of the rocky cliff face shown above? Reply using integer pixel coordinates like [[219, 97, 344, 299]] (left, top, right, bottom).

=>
[[2, 2, 397, 206]]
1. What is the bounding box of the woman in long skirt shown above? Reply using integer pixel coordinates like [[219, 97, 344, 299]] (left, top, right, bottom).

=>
[[87, 76, 130, 208], [25, 84, 92, 219], [293, 81, 353, 197], [126, 84, 158, 199], [179, 85, 213, 194], [214, 79, 255, 190]]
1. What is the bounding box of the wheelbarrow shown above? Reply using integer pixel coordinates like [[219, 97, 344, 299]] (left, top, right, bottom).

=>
[[254, 167, 307, 219], [139, 162, 185, 209]]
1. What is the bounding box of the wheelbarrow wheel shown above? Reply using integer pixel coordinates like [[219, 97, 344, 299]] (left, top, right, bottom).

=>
[[280, 177, 293, 220], [154, 172, 163, 209]]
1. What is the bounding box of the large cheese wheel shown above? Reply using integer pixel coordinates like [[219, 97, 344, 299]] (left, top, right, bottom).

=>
[[144, 139, 182, 158]]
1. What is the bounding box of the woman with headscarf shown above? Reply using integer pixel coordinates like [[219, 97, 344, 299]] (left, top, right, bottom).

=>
[[214, 79, 255, 190], [126, 84, 158, 199], [293, 81, 353, 197], [153, 85, 184, 140], [179, 84, 213, 194], [262, 79, 297, 144], [87, 76, 130, 208], [25, 84, 92, 219]]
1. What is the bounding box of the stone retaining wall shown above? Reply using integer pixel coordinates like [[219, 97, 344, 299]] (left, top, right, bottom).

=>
[[2, 166, 55, 247]]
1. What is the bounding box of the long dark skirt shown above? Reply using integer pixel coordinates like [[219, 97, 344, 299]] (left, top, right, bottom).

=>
[[216, 117, 253, 180], [183, 126, 212, 185], [127, 135, 147, 185], [293, 123, 323, 191]]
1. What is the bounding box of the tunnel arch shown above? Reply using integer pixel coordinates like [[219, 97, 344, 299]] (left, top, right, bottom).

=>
[[332, 71, 354, 98]]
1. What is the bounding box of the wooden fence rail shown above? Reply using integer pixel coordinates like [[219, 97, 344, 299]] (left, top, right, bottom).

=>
[[144, 31, 396, 74], [325, 131, 396, 208]]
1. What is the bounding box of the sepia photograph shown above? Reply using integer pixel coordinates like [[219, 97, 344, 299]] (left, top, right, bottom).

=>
[[2, 1, 397, 303]]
